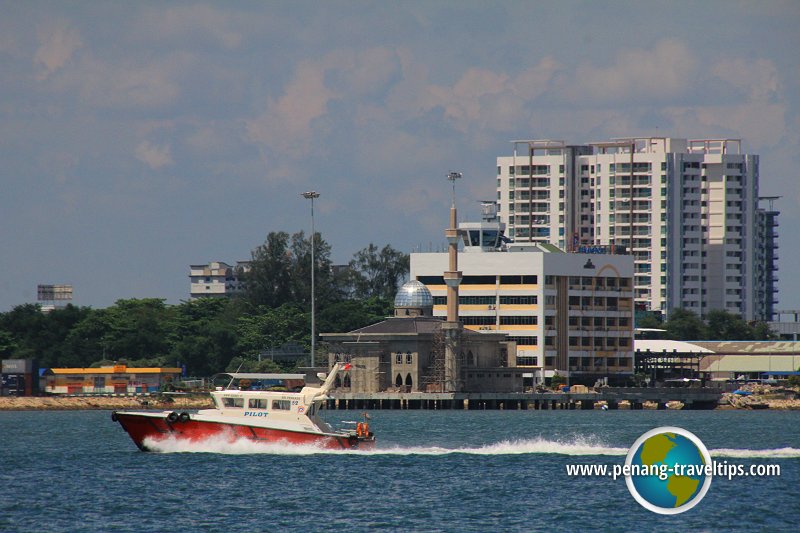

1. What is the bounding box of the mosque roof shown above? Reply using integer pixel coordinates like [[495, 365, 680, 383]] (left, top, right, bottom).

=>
[[394, 280, 433, 308]]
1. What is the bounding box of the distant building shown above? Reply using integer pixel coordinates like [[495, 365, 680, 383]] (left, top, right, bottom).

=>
[[37, 284, 73, 312], [410, 202, 635, 386], [321, 281, 524, 393], [43, 364, 182, 394], [769, 310, 800, 341], [189, 261, 251, 299], [635, 340, 800, 382], [754, 196, 780, 321], [495, 138, 776, 320]]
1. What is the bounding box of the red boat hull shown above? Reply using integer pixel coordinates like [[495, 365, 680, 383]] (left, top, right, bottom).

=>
[[113, 412, 375, 451]]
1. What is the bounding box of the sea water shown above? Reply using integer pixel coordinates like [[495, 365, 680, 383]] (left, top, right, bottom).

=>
[[0, 409, 798, 532]]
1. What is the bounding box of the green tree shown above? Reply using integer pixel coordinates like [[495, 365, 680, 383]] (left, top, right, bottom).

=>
[[244, 230, 338, 309], [750, 321, 777, 341], [236, 304, 308, 359], [664, 308, 708, 340], [62, 308, 113, 367], [0, 303, 92, 367], [103, 299, 175, 361], [317, 297, 392, 334], [636, 312, 665, 339], [0, 330, 19, 357], [706, 310, 755, 340], [288, 230, 337, 308], [348, 243, 409, 300], [0, 304, 50, 360], [169, 298, 240, 376], [244, 231, 295, 308], [224, 356, 286, 373]]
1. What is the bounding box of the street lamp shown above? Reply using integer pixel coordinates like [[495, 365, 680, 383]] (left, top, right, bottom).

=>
[[302, 191, 320, 368], [447, 171, 462, 206]]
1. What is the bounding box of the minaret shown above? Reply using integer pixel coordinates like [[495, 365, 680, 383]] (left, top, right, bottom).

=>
[[442, 172, 464, 392]]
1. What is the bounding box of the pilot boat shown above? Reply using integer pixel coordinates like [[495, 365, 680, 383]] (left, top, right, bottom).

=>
[[112, 362, 374, 451]]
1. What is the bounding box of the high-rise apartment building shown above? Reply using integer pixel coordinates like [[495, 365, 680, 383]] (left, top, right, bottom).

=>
[[496, 137, 775, 320], [754, 196, 780, 321]]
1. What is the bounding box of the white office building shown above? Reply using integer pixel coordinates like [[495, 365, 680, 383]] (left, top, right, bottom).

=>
[[496, 137, 773, 320], [410, 204, 635, 384], [189, 261, 251, 299]]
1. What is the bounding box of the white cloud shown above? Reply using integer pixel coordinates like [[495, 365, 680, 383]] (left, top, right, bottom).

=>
[[140, 4, 244, 49], [567, 39, 697, 103], [513, 56, 560, 101], [712, 58, 781, 102], [663, 102, 787, 148], [432, 67, 509, 123], [391, 56, 559, 136], [245, 59, 335, 163], [246, 47, 401, 167], [335, 47, 403, 97], [34, 19, 82, 80], [50, 52, 187, 109], [185, 125, 222, 153], [135, 140, 173, 169]]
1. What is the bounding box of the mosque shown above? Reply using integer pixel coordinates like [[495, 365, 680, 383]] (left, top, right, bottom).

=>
[[320, 279, 527, 393], [321, 190, 530, 394]]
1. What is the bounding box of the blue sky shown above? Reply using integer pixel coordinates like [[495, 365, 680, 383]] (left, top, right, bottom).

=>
[[1, 1, 799, 311]]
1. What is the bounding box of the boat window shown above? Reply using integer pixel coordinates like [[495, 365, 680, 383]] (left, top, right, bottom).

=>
[[222, 397, 244, 408], [272, 400, 291, 410], [249, 398, 268, 409]]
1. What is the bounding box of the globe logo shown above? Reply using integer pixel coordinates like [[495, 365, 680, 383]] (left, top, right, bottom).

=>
[[625, 427, 712, 514]]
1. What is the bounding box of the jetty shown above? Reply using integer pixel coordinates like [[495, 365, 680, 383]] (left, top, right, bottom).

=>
[[326, 387, 722, 411]]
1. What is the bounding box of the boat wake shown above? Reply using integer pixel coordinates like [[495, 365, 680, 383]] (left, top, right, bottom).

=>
[[375, 437, 629, 457], [143, 434, 800, 459], [143, 435, 624, 456], [710, 447, 800, 459]]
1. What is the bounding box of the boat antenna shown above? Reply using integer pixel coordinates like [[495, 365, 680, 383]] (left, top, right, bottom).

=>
[[226, 360, 245, 390]]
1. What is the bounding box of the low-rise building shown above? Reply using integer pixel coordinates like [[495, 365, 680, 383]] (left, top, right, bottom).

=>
[[43, 364, 182, 394], [769, 310, 800, 341], [189, 261, 251, 299], [321, 281, 526, 393], [633, 339, 800, 382], [693, 341, 800, 381]]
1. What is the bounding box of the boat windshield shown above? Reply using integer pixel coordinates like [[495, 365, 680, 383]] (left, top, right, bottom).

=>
[[212, 372, 306, 391]]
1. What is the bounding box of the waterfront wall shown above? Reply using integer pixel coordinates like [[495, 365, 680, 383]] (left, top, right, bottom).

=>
[[327, 387, 723, 410]]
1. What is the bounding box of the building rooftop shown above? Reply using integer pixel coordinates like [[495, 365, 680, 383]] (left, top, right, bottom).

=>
[[394, 280, 433, 308]]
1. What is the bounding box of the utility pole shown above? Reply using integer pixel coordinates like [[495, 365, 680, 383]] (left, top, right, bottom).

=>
[[302, 191, 320, 368]]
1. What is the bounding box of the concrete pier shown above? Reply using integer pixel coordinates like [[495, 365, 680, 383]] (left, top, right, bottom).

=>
[[326, 387, 722, 411]]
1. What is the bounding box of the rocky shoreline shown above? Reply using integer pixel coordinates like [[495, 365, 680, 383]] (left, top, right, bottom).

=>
[[719, 383, 800, 410], [0, 394, 214, 411], [2, 393, 799, 411]]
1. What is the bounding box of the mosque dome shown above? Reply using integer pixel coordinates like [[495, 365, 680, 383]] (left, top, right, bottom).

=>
[[394, 280, 433, 309]]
